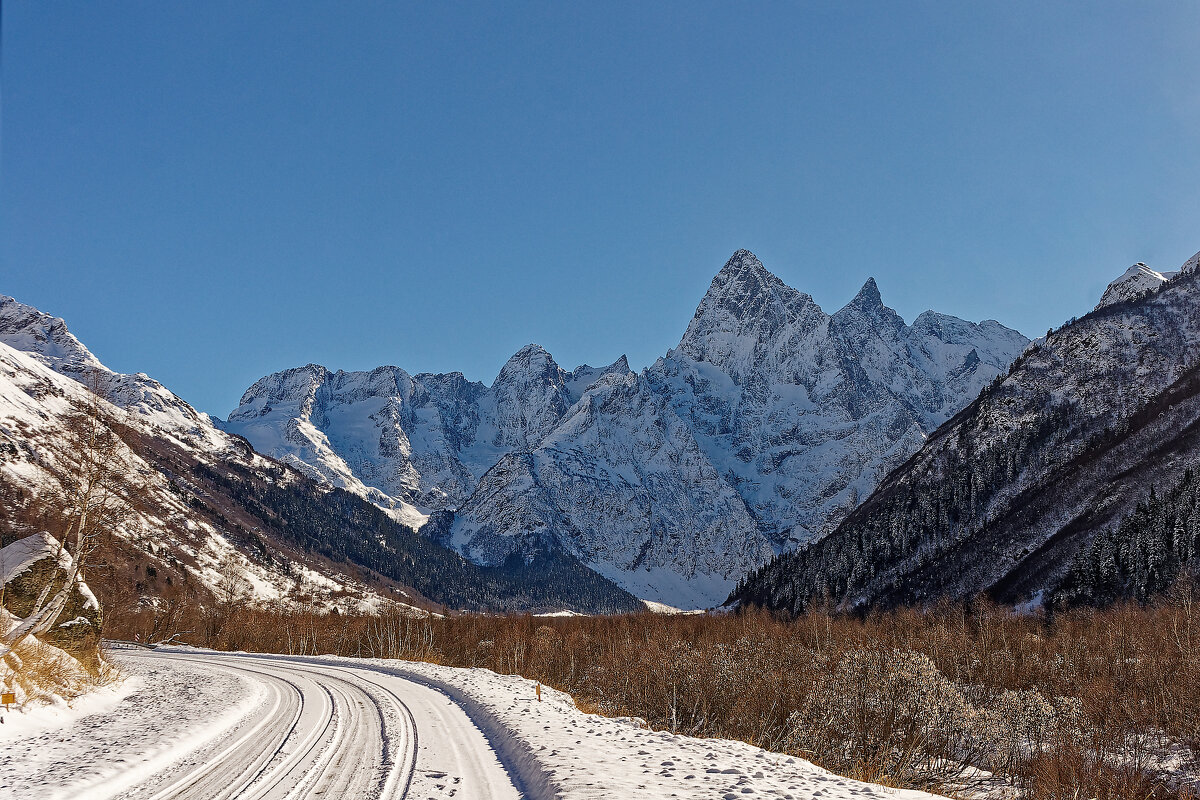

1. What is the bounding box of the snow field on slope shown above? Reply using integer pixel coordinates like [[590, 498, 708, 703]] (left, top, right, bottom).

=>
[[0, 339, 400, 614]]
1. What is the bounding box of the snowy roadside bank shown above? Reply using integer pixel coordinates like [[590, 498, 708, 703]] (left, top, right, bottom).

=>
[[0, 651, 265, 799], [0, 676, 137, 744], [388, 658, 949, 799], [0, 645, 951, 799], [241, 649, 949, 800]]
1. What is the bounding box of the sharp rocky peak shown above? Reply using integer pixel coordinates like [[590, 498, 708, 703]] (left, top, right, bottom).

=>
[[702, 250, 805, 310], [850, 277, 882, 308], [832, 276, 907, 333], [716, 249, 772, 281], [679, 250, 819, 350], [493, 344, 563, 387], [0, 294, 106, 375]]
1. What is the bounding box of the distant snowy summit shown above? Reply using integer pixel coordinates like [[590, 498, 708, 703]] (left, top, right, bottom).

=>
[[1095, 263, 1178, 310], [223, 250, 1030, 608], [0, 295, 229, 454], [1093, 252, 1200, 311]]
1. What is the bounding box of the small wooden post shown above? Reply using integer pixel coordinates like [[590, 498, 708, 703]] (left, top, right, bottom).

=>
[[535, 682, 542, 702]]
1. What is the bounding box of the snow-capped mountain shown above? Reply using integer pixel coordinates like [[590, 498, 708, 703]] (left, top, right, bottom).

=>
[[222, 348, 635, 530], [647, 251, 1029, 546], [0, 296, 638, 619], [0, 295, 228, 454], [733, 250, 1200, 613], [227, 251, 1029, 607], [1095, 263, 1178, 309], [447, 369, 775, 609], [0, 297, 350, 611]]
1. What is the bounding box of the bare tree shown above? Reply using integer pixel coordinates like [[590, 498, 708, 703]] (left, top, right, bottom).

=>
[[0, 374, 136, 660], [205, 554, 252, 643]]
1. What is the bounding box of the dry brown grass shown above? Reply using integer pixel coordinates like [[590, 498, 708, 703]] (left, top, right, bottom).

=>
[[2, 635, 119, 707], [102, 582, 1200, 800]]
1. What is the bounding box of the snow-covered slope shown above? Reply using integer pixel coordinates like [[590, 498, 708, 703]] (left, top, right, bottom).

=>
[[228, 251, 1028, 608], [0, 296, 228, 454], [734, 250, 1200, 613], [0, 295, 643, 617], [648, 251, 1029, 545], [0, 332, 377, 612], [1095, 263, 1178, 310]]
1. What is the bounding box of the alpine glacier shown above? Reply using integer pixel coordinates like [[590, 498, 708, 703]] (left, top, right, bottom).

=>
[[225, 251, 1029, 607]]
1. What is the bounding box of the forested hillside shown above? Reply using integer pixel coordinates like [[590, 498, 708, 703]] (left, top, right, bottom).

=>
[[733, 252, 1200, 613]]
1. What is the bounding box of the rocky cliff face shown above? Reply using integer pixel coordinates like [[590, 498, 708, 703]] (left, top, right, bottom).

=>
[[227, 251, 1029, 607], [649, 251, 1029, 546], [733, 250, 1200, 613], [448, 370, 775, 609]]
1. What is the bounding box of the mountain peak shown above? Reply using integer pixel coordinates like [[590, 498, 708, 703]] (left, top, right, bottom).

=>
[[718, 249, 768, 276], [708, 249, 780, 295], [1095, 262, 1176, 310], [510, 343, 553, 360], [494, 344, 563, 388], [564, 354, 633, 402], [0, 294, 106, 376], [696, 250, 811, 315], [851, 277, 883, 307], [1181, 250, 1200, 274], [832, 276, 907, 335], [674, 251, 826, 379]]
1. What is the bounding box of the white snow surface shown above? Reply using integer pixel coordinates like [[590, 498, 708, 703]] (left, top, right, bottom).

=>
[[0, 531, 72, 585], [0, 300, 393, 614], [1095, 262, 1179, 310], [0, 646, 946, 800], [0, 675, 139, 745], [225, 251, 1029, 608]]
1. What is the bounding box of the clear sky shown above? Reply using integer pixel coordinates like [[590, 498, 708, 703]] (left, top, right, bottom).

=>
[[3, 2, 1199, 416]]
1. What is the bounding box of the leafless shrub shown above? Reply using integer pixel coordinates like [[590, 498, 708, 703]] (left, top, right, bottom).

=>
[[98, 583, 1200, 799]]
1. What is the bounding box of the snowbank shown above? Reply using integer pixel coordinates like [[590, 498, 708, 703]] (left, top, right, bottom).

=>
[[261, 650, 949, 799]]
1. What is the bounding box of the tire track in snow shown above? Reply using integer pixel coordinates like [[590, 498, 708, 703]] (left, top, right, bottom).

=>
[[0, 648, 524, 800]]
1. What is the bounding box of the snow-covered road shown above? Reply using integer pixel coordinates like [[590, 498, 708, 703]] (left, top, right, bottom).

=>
[[2, 646, 948, 800], [0, 647, 521, 800]]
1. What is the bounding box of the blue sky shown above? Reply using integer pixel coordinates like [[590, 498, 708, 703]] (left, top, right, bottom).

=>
[[3, 2, 1199, 415]]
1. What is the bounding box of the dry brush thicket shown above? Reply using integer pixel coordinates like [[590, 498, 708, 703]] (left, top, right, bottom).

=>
[[113, 584, 1200, 800]]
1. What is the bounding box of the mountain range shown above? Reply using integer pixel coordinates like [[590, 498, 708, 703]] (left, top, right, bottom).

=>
[[222, 250, 1029, 607], [733, 249, 1200, 613], [0, 295, 640, 621], [7, 245, 1196, 616]]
